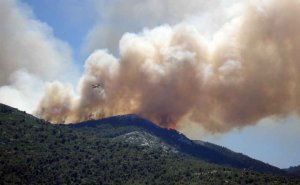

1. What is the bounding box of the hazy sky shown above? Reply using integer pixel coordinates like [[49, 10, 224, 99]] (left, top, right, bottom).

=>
[[1, 0, 299, 168]]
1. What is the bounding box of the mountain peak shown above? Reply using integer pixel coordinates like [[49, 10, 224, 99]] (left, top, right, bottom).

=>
[[71, 113, 161, 130], [70, 114, 284, 174]]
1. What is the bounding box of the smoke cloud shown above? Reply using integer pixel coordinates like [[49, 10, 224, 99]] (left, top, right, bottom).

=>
[[84, 0, 240, 55], [0, 0, 75, 112], [35, 0, 300, 133]]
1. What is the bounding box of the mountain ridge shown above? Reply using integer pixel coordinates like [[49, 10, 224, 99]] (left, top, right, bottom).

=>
[[1, 103, 299, 184], [69, 114, 284, 174], [286, 165, 300, 177]]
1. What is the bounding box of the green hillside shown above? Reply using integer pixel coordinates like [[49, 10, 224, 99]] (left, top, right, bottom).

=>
[[0, 103, 299, 185]]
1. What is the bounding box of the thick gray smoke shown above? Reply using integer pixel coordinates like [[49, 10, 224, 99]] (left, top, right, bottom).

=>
[[36, 0, 300, 133]]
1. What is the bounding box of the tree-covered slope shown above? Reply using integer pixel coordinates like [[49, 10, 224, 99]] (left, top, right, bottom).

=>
[[0, 103, 299, 185], [72, 115, 283, 174]]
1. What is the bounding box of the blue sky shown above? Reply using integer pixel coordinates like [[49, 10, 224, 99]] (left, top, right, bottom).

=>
[[205, 116, 300, 168], [4, 0, 299, 168], [22, 0, 97, 65]]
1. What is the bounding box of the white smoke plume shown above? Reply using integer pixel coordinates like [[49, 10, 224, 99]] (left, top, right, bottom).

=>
[[36, 0, 300, 133], [0, 0, 75, 112], [84, 0, 240, 55]]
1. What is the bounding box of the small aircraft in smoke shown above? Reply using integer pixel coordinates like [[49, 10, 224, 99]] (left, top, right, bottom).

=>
[[91, 83, 104, 89], [91, 82, 106, 96]]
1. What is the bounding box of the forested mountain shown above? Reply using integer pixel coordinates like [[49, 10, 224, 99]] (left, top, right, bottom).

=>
[[1, 103, 299, 185], [75, 114, 283, 174]]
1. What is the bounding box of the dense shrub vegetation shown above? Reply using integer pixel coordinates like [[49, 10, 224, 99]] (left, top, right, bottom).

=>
[[0, 103, 299, 184]]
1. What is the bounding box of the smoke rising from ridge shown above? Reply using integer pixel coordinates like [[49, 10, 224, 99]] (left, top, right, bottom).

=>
[[36, 0, 300, 133]]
